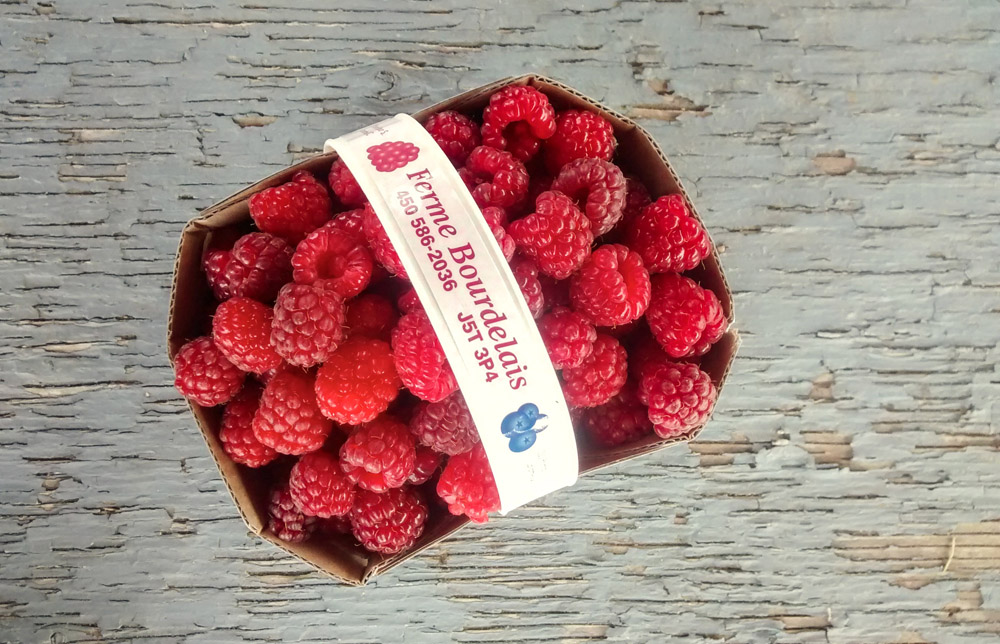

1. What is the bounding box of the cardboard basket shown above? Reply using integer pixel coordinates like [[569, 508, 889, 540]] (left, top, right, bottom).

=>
[[167, 75, 739, 585]]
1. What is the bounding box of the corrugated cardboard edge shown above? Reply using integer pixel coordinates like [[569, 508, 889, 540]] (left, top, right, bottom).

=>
[[166, 73, 739, 585]]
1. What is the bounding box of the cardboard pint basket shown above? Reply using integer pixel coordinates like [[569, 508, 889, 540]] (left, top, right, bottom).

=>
[[167, 75, 739, 585]]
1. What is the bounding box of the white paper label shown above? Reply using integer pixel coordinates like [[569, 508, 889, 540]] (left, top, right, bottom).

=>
[[325, 115, 577, 513]]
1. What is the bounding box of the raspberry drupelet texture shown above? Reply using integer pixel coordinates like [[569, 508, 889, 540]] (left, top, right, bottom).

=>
[[253, 369, 333, 455], [314, 336, 400, 425], [345, 293, 398, 341], [551, 158, 627, 236], [646, 273, 726, 359], [436, 444, 501, 523], [569, 244, 651, 327], [507, 190, 593, 279], [409, 446, 443, 485], [326, 207, 367, 242], [409, 391, 480, 456], [537, 307, 597, 369], [561, 334, 628, 408], [292, 221, 374, 298], [544, 109, 617, 174], [627, 194, 711, 273], [327, 159, 367, 208], [510, 256, 545, 318], [203, 232, 293, 303], [249, 171, 332, 244], [423, 111, 481, 165], [622, 176, 652, 226], [396, 287, 423, 314], [268, 485, 316, 543], [460, 146, 529, 209], [481, 206, 516, 261], [219, 382, 278, 467], [270, 283, 346, 368], [212, 297, 283, 374], [577, 381, 653, 447], [289, 450, 356, 518], [391, 309, 458, 402], [174, 336, 246, 407], [339, 416, 416, 492], [350, 486, 428, 555], [638, 360, 717, 439], [362, 203, 408, 278], [481, 86, 556, 161]]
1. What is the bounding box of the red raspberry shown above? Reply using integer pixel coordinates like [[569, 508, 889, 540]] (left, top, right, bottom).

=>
[[391, 309, 458, 402], [339, 416, 416, 492], [268, 485, 316, 543], [510, 256, 544, 318], [436, 444, 500, 523], [551, 158, 626, 236], [174, 336, 245, 406], [253, 369, 333, 455], [249, 171, 331, 244], [629, 330, 672, 383], [257, 361, 292, 386], [539, 274, 571, 311], [461, 146, 529, 209], [481, 86, 556, 161], [638, 360, 717, 438], [537, 307, 597, 369], [627, 194, 710, 273], [345, 293, 398, 341], [289, 450, 356, 518], [219, 382, 278, 467], [315, 336, 400, 424], [622, 176, 652, 225], [409, 391, 480, 456], [508, 191, 593, 279], [203, 233, 294, 303], [350, 486, 427, 555], [561, 334, 627, 408], [367, 140, 420, 173], [291, 221, 373, 298], [577, 381, 652, 447], [569, 244, 651, 326], [396, 288, 423, 314], [212, 297, 282, 374], [482, 206, 515, 261], [409, 446, 443, 485], [326, 207, 367, 242], [544, 109, 617, 174], [424, 111, 481, 165], [646, 273, 726, 359], [270, 283, 345, 368], [327, 159, 366, 208], [202, 249, 232, 300], [362, 203, 408, 278]]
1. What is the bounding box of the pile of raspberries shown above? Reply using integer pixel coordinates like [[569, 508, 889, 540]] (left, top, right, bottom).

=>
[[173, 85, 725, 557]]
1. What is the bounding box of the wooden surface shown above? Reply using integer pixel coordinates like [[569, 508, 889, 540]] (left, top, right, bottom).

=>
[[2, 0, 999, 641]]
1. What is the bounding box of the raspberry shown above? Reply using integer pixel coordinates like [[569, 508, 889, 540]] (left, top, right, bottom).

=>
[[345, 293, 398, 341], [544, 109, 617, 174], [577, 381, 652, 447], [270, 283, 346, 368], [461, 146, 529, 209], [362, 203, 408, 278], [249, 171, 332, 244], [315, 336, 400, 424], [339, 416, 416, 492], [646, 273, 726, 359], [551, 158, 626, 236], [289, 450, 356, 518], [482, 206, 515, 261], [436, 444, 500, 523], [561, 334, 627, 408], [219, 382, 278, 467], [629, 330, 672, 383], [327, 159, 366, 208], [268, 485, 316, 543], [481, 86, 556, 161], [622, 176, 652, 226], [508, 191, 593, 279], [627, 194, 711, 273], [409, 391, 480, 456], [367, 140, 420, 173], [350, 486, 428, 555], [212, 297, 282, 374], [638, 360, 717, 438], [409, 446, 443, 485], [291, 222, 372, 298], [424, 111, 481, 165], [396, 288, 423, 314], [326, 207, 367, 242], [174, 336, 245, 406], [510, 256, 544, 318], [569, 244, 651, 326], [203, 233, 294, 303], [253, 369, 333, 455], [391, 309, 458, 402], [537, 307, 597, 369]]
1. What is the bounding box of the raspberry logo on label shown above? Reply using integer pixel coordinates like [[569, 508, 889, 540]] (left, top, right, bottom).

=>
[[367, 141, 420, 173], [500, 403, 547, 453]]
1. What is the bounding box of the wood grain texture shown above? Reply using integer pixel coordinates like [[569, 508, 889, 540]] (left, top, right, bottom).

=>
[[1, 0, 998, 642]]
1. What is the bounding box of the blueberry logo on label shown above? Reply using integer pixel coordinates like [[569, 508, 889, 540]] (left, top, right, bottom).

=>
[[501, 403, 547, 453]]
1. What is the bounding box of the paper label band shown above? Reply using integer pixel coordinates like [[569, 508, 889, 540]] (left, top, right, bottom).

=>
[[325, 115, 577, 513]]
